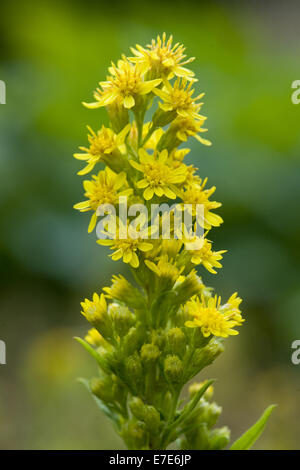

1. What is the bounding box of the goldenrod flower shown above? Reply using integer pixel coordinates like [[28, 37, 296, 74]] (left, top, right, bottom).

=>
[[85, 328, 105, 347], [83, 57, 161, 110], [186, 238, 226, 274], [172, 116, 212, 146], [185, 294, 243, 338], [153, 78, 205, 121], [220, 293, 244, 325], [130, 148, 187, 200], [74, 167, 133, 232], [98, 218, 153, 268], [129, 33, 195, 81], [74, 124, 130, 175], [180, 178, 223, 230], [81, 293, 107, 324], [145, 255, 183, 283]]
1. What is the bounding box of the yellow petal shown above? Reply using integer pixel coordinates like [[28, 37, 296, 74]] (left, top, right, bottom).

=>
[[123, 95, 135, 109], [144, 186, 154, 200]]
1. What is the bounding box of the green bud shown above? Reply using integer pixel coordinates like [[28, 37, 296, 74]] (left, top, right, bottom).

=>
[[144, 405, 160, 433], [90, 376, 113, 403], [202, 402, 222, 428], [191, 339, 224, 372], [173, 270, 204, 305], [129, 397, 160, 433], [140, 344, 160, 367], [209, 426, 230, 450], [129, 397, 146, 421], [108, 303, 134, 336], [122, 325, 144, 356], [167, 328, 186, 358], [103, 275, 145, 310], [151, 329, 166, 350], [125, 353, 143, 382], [164, 355, 184, 384], [122, 420, 148, 450]]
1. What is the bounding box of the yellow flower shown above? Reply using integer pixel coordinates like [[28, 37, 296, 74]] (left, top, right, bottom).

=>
[[81, 293, 107, 324], [74, 124, 130, 175], [83, 57, 161, 110], [186, 238, 226, 274], [130, 148, 187, 200], [180, 177, 223, 230], [153, 78, 205, 121], [74, 167, 133, 232], [220, 293, 244, 325], [145, 255, 183, 283], [185, 294, 243, 338], [129, 33, 195, 81], [172, 116, 211, 146], [85, 328, 105, 347], [97, 218, 153, 268]]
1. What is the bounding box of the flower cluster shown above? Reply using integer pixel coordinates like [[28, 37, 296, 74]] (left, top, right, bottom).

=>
[[73, 34, 273, 451]]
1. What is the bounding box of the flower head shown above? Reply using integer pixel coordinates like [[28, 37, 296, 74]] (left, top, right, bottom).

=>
[[129, 33, 195, 81], [97, 218, 153, 268], [153, 78, 205, 121], [130, 148, 187, 200], [74, 124, 130, 175], [83, 57, 161, 110], [187, 238, 226, 274], [180, 177, 223, 230], [74, 167, 132, 232], [81, 293, 107, 324], [171, 116, 211, 146], [185, 294, 243, 338], [145, 255, 183, 284], [85, 328, 105, 347]]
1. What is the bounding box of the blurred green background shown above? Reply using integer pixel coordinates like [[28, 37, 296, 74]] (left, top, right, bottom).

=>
[[0, 0, 300, 449]]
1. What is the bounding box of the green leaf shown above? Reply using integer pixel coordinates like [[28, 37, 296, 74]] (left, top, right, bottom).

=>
[[230, 404, 277, 450], [74, 336, 108, 370], [78, 377, 121, 429]]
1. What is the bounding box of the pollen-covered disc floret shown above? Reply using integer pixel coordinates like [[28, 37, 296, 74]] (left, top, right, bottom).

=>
[[72, 34, 254, 452]]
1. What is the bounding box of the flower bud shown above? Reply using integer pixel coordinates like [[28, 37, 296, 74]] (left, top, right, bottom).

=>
[[122, 325, 144, 356], [103, 275, 145, 309], [164, 354, 184, 384], [129, 397, 160, 433], [108, 303, 135, 336], [90, 376, 113, 403], [191, 339, 224, 372], [167, 328, 186, 358], [129, 397, 146, 421], [174, 270, 204, 305], [125, 353, 143, 382], [121, 420, 148, 450], [209, 426, 230, 450], [202, 402, 222, 428], [140, 344, 160, 368], [81, 293, 113, 340]]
